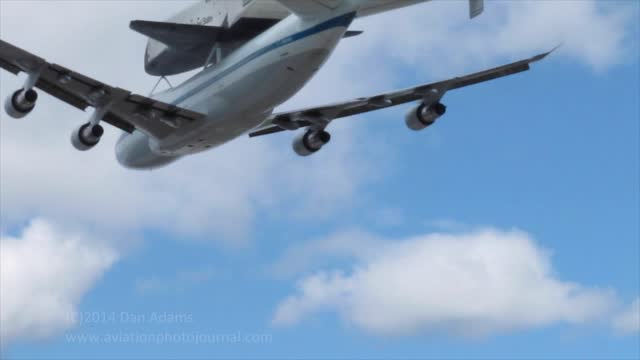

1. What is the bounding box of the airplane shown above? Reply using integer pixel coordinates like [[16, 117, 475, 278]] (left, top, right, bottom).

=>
[[0, 0, 553, 170]]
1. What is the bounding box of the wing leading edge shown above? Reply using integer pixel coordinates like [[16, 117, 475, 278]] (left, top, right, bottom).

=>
[[0, 39, 205, 140], [249, 49, 555, 138]]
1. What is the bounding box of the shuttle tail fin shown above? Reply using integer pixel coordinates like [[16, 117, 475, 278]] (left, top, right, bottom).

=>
[[469, 0, 484, 19]]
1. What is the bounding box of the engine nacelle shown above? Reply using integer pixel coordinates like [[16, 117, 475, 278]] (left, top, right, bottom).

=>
[[71, 123, 104, 151], [405, 102, 447, 131], [293, 129, 331, 156], [4, 89, 38, 119]]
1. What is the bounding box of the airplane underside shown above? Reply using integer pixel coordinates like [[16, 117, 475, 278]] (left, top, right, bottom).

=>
[[116, 23, 343, 169]]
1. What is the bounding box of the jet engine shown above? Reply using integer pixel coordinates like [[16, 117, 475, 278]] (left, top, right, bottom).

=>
[[4, 89, 38, 119], [405, 102, 447, 131], [71, 122, 105, 151], [293, 129, 331, 156]]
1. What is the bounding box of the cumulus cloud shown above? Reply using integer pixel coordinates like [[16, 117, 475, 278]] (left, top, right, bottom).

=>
[[352, 0, 636, 75], [0, 219, 118, 345], [613, 298, 640, 335], [269, 229, 387, 278], [273, 228, 617, 337]]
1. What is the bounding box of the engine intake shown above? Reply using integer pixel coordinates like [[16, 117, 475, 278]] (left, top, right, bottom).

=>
[[293, 129, 331, 156], [71, 123, 104, 151], [405, 102, 447, 131], [4, 89, 38, 119]]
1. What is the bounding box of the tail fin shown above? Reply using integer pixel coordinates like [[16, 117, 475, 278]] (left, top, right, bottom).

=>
[[469, 0, 484, 19]]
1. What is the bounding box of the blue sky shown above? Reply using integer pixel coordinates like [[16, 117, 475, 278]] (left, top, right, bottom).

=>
[[1, 1, 639, 359]]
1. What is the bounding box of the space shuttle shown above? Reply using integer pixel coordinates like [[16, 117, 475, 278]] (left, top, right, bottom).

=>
[[131, 0, 484, 76]]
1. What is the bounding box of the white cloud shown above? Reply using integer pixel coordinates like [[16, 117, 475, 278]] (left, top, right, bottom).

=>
[[347, 0, 635, 78], [494, 1, 633, 70], [0, 219, 118, 345], [273, 228, 617, 337], [613, 298, 640, 335], [269, 229, 387, 278]]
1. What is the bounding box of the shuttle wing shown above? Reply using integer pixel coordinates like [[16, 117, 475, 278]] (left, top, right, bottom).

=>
[[130, 21, 222, 49], [130, 19, 282, 50], [249, 50, 554, 138], [0, 39, 205, 140]]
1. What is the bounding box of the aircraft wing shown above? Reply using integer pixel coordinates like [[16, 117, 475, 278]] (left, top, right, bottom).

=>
[[249, 50, 554, 138], [0, 39, 205, 139]]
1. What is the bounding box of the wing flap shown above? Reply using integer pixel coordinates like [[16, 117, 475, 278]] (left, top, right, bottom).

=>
[[0, 58, 21, 74], [0, 39, 46, 74], [35, 77, 89, 111], [0, 39, 206, 139]]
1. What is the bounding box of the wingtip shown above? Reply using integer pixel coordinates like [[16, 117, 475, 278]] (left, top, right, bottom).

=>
[[531, 43, 562, 63], [547, 43, 563, 56], [129, 20, 143, 31]]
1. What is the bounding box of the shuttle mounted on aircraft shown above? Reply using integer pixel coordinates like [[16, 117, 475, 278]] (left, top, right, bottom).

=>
[[0, 0, 553, 169]]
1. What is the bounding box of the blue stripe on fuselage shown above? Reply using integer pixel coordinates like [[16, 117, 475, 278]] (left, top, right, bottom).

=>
[[170, 12, 357, 106]]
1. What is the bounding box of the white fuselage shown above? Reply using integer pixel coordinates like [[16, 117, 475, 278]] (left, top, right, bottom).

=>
[[116, 0, 429, 169]]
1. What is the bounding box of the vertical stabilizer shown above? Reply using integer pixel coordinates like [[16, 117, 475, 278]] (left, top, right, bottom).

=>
[[469, 0, 484, 19]]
